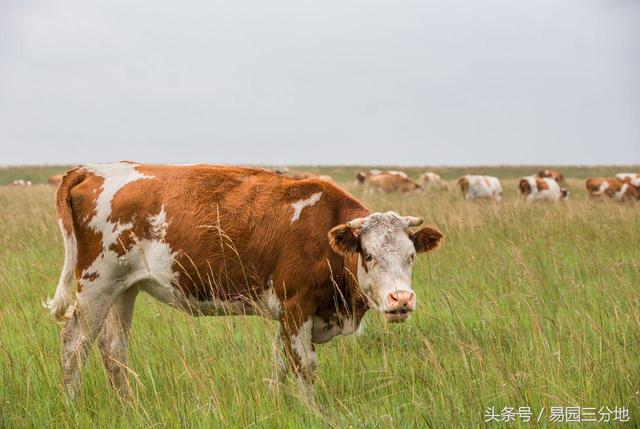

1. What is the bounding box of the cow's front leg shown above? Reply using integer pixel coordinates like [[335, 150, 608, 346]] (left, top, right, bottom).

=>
[[278, 301, 317, 400]]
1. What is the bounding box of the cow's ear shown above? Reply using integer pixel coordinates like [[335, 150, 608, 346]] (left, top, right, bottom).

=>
[[328, 224, 360, 255], [410, 226, 443, 253]]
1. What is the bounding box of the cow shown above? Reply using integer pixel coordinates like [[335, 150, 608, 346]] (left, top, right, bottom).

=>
[[616, 173, 639, 182], [45, 162, 444, 399], [519, 176, 568, 202], [48, 174, 64, 186], [288, 171, 334, 183], [10, 179, 32, 187], [364, 172, 422, 193], [419, 172, 447, 190], [585, 177, 639, 201], [538, 169, 565, 184], [355, 169, 407, 185], [456, 175, 502, 202]]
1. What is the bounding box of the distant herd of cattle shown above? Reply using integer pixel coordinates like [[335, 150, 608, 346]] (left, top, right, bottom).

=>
[[355, 169, 640, 202], [8, 169, 640, 202]]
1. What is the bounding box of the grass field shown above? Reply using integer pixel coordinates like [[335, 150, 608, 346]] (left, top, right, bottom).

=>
[[1, 165, 639, 427]]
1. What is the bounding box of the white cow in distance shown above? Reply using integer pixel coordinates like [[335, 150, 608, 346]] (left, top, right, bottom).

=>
[[457, 175, 502, 202]]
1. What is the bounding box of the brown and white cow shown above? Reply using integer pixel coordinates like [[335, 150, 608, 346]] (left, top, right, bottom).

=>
[[48, 174, 64, 186], [288, 171, 334, 183], [538, 169, 565, 184], [519, 176, 568, 202], [585, 177, 639, 201], [457, 175, 502, 202], [355, 169, 407, 184], [45, 162, 443, 398], [361, 171, 422, 193], [616, 172, 639, 182], [419, 172, 447, 190]]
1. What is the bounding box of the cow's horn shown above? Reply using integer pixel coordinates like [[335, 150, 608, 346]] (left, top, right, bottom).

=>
[[403, 216, 423, 227], [346, 217, 367, 229]]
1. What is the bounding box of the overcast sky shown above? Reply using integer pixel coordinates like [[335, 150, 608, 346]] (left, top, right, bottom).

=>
[[1, 0, 639, 166]]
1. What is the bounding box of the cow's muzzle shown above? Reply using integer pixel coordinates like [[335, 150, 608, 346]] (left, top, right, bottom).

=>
[[383, 291, 416, 323]]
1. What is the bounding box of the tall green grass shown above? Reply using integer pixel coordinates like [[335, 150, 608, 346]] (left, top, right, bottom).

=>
[[1, 166, 639, 427]]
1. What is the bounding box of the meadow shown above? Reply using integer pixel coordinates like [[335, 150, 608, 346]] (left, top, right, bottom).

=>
[[1, 165, 639, 428]]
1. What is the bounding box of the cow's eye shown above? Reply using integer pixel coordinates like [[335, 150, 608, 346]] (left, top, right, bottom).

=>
[[364, 253, 373, 262], [408, 254, 416, 263]]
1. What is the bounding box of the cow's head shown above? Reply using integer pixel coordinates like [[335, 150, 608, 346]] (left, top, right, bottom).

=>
[[328, 211, 443, 322]]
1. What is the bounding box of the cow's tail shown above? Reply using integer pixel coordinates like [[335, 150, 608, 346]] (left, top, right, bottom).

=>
[[44, 167, 86, 322]]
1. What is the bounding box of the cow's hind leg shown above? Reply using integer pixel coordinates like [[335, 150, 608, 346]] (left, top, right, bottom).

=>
[[97, 287, 139, 399], [60, 284, 122, 397]]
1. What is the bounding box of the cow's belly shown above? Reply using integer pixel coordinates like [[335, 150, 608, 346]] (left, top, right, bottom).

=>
[[84, 238, 281, 319], [312, 315, 357, 343]]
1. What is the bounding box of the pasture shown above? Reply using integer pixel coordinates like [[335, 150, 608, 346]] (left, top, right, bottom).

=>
[[1, 165, 639, 427]]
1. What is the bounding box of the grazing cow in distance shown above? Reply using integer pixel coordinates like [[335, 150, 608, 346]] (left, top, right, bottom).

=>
[[364, 172, 422, 193], [45, 162, 444, 399], [11, 179, 32, 187], [288, 171, 334, 183], [538, 169, 565, 184], [586, 177, 639, 201], [457, 175, 502, 202], [616, 173, 639, 182], [519, 176, 568, 202], [355, 169, 407, 185], [419, 172, 447, 190], [48, 174, 64, 186]]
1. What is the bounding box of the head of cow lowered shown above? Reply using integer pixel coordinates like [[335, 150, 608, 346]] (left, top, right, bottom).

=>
[[328, 211, 443, 323]]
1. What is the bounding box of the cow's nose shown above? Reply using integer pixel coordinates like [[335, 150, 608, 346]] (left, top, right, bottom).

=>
[[387, 291, 416, 310]]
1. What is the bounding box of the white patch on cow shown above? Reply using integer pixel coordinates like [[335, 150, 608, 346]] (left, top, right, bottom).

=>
[[615, 183, 629, 201], [80, 204, 179, 318], [291, 318, 316, 369], [83, 162, 154, 251], [387, 170, 408, 178], [616, 173, 638, 181], [290, 192, 322, 223], [259, 285, 281, 319], [312, 313, 359, 343], [148, 205, 168, 240]]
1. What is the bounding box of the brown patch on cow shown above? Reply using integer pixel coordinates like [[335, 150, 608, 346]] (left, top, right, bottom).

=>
[[519, 179, 531, 196], [365, 173, 421, 193], [535, 179, 549, 191], [538, 169, 564, 184], [457, 177, 469, 197], [585, 177, 604, 196], [48, 174, 64, 186]]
